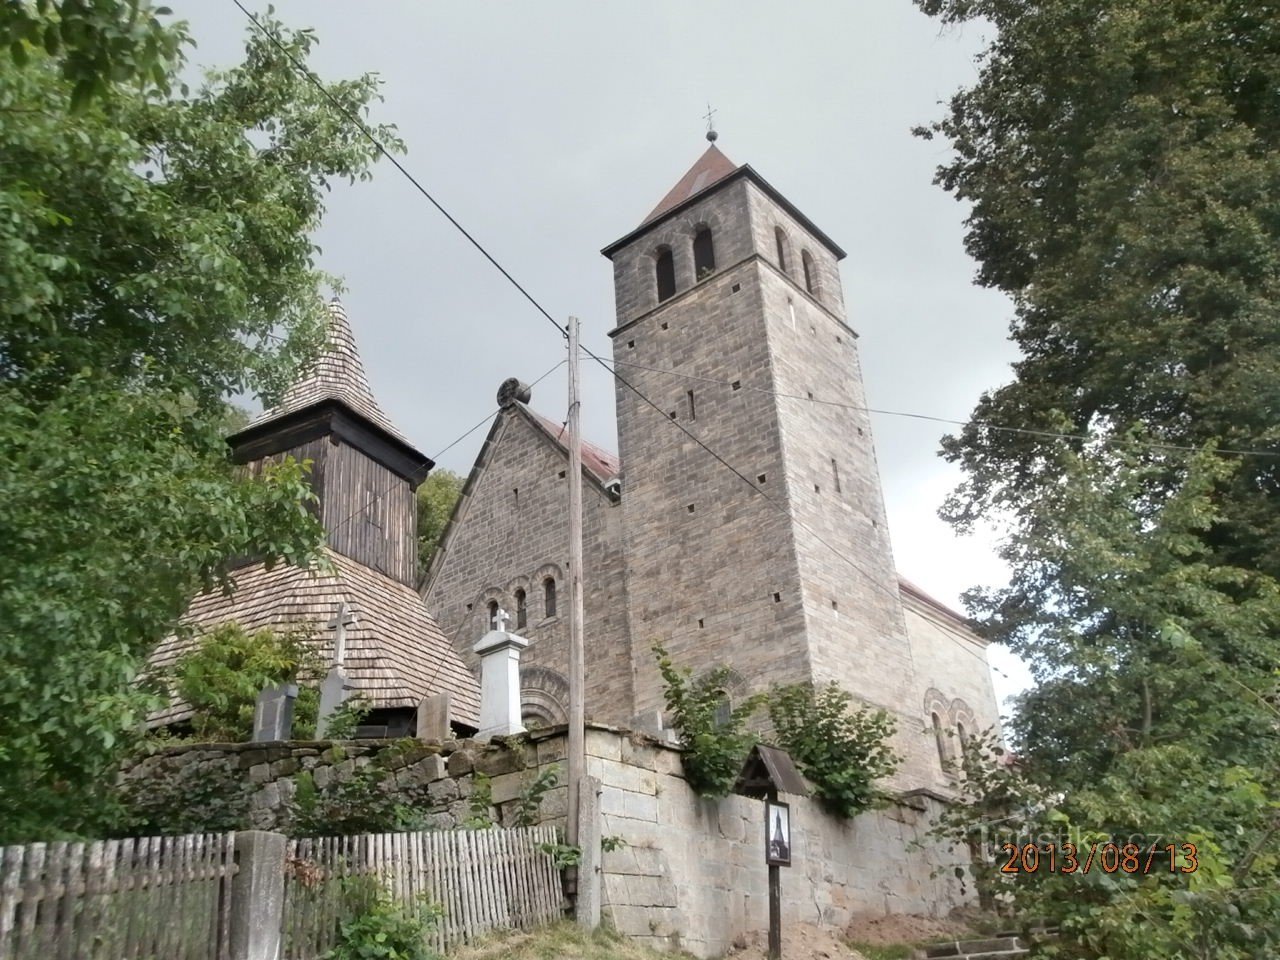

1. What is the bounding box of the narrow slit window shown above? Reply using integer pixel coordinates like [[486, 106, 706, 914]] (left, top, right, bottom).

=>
[[831, 459, 842, 493], [487, 600, 500, 630], [693, 227, 715, 278], [655, 247, 676, 302], [687, 390, 696, 421], [515, 588, 527, 630], [543, 578, 557, 618], [932, 713, 949, 770], [802, 250, 816, 294], [774, 227, 788, 273]]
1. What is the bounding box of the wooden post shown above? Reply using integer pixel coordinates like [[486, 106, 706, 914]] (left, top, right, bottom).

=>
[[767, 790, 784, 960], [566, 316, 586, 851]]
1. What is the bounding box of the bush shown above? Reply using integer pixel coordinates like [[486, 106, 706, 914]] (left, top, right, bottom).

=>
[[768, 682, 900, 818], [654, 644, 765, 798], [167, 622, 323, 742], [324, 875, 441, 960]]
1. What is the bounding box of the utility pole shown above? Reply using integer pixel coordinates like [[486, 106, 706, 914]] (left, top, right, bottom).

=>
[[566, 317, 586, 852]]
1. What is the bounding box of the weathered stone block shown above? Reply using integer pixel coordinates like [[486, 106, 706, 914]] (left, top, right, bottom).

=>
[[427, 778, 460, 804], [447, 750, 474, 777], [472, 745, 525, 777], [248, 763, 271, 784]]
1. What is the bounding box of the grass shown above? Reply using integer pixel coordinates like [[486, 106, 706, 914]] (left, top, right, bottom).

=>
[[449, 922, 696, 959]]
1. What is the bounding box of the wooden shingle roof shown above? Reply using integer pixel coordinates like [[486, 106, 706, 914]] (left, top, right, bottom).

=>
[[148, 549, 480, 728], [247, 299, 413, 448]]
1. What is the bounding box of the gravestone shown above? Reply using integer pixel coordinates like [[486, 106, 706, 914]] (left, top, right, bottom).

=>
[[416, 692, 452, 741], [252, 683, 298, 742]]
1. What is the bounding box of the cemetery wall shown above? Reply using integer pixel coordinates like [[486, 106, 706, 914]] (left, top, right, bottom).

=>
[[125, 725, 971, 956]]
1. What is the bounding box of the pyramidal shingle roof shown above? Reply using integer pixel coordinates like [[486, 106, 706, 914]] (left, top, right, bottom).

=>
[[248, 299, 414, 449], [641, 143, 739, 225]]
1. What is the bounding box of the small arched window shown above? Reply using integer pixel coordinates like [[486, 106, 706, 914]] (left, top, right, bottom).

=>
[[487, 599, 500, 630], [515, 588, 527, 630], [543, 577, 557, 618], [693, 227, 715, 279], [655, 247, 676, 302], [774, 227, 788, 273], [932, 712, 949, 771], [801, 250, 817, 295]]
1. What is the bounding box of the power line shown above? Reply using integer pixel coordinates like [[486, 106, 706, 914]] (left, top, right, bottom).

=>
[[231, 1, 1008, 679], [594, 351, 1009, 680], [328, 359, 565, 537], [230, 0, 568, 344], [606, 357, 1280, 460]]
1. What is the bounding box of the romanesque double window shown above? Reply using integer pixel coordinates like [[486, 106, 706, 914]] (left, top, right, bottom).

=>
[[653, 227, 717, 302]]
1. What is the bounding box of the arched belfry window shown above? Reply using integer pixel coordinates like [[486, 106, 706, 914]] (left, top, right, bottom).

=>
[[774, 227, 789, 273], [515, 588, 527, 630], [487, 599, 500, 629], [693, 227, 715, 279], [655, 247, 676, 302], [932, 712, 949, 771], [543, 577, 557, 618], [801, 250, 817, 295]]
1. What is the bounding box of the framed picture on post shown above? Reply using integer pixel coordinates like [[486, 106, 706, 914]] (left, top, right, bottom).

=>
[[765, 799, 791, 867]]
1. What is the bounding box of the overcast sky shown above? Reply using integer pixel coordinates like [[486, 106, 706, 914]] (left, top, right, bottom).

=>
[[175, 0, 1031, 710]]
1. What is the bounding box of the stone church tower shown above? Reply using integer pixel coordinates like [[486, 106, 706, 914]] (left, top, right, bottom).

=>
[[603, 141, 926, 781], [426, 143, 999, 791]]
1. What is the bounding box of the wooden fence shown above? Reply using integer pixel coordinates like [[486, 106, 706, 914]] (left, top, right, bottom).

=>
[[0, 826, 565, 959], [282, 825, 565, 958], [0, 833, 236, 960]]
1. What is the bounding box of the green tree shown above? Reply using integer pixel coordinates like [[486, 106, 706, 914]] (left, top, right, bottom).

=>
[[916, 2, 1280, 952], [416, 468, 463, 573], [0, 7, 399, 841]]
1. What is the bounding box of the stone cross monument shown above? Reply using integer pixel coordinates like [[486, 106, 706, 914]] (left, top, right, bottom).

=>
[[316, 601, 357, 739], [473, 608, 529, 740]]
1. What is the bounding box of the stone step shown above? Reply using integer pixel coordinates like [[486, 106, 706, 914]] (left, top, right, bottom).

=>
[[923, 936, 1026, 958]]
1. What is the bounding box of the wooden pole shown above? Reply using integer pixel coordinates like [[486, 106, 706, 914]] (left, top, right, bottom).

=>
[[768, 790, 782, 960], [566, 317, 586, 852], [768, 863, 781, 959]]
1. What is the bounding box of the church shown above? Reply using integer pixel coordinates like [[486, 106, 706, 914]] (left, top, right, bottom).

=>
[[423, 139, 1001, 792]]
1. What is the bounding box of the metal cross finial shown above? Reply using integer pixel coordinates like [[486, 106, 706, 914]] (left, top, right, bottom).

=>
[[494, 606, 511, 633], [703, 102, 719, 142], [327, 601, 357, 666]]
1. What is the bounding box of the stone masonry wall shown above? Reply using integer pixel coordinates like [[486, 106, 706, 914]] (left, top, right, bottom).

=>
[[582, 727, 970, 958], [123, 731, 571, 834], [126, 726, 971, 958]]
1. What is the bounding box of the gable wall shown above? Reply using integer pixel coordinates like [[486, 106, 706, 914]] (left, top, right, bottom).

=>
[[424, 413, 633, 725]]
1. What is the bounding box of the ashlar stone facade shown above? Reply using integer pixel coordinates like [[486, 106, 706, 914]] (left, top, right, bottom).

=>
[[423, 144, 1000, 793]]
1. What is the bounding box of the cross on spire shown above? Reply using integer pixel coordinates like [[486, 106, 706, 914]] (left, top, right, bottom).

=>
[[703, 102, 719, 142]]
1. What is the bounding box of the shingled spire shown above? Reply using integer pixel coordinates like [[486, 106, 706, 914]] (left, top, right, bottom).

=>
[[248, 298, 412, 447]]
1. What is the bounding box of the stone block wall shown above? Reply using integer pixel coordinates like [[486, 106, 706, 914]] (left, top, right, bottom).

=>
[[126, 726, 970, 958], [580, 727, 970, 958], [123, 732, 570, 834]]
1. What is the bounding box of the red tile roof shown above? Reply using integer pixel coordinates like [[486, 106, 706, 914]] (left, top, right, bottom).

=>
[[525, 408, 621, 484], [641, 144, 739, 225]]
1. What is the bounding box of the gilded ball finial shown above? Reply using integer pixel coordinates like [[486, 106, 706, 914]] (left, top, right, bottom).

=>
[[706, 128, 718, 142]]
